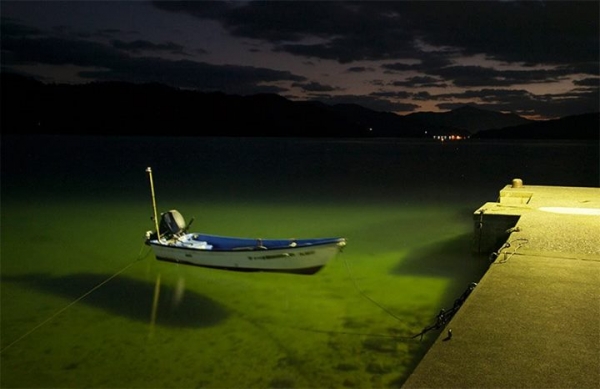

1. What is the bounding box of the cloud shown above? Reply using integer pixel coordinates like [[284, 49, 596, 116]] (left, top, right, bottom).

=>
[[428, 65, 570, 87], [292, 81, 338, 92], [2, 1, 598, 119], [1, 17, 44, 37], [574, 78, 600, 87], [154, 1, 421, 62], [152, 0, 599, 117], [111, 39, 189, 55], [391, 76, 448, 88], [370, 90, 413, 100], [80, 57, 305, 95], [434, 87, 599, 118], [153, 1, 599, 66], [398, 2, 599, 65], [346, 66, 374, 73], [382, 56, 453, 73], [1, 19, 305, 95], [2, 34, 127, 67], [311, 93, 419, 113]]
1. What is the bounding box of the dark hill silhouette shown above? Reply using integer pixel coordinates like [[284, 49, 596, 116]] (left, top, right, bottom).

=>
[[405, 105, 532, 134], [473, 113, 600, 140], [326, 103, 428, 137], [1, 73, 367, 137], [1, 73, 597, 139]]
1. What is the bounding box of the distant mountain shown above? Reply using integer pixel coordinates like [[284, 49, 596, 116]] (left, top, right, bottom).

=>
[[405, 105, 532, 134], [0, 73, 367, 137], [1, 73, 597, 139], [473, 113, 600, 140], [325, 103, 427, 137]]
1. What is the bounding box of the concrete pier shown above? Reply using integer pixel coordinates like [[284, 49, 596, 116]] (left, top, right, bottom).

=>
[[402, 181, 600, 389]]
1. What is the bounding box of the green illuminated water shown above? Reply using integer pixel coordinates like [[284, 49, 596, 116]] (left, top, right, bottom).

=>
[[1, 136, 597, 388]]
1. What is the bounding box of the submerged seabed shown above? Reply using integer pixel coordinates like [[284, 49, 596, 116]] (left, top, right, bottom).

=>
[[1, 136, 598, 388]]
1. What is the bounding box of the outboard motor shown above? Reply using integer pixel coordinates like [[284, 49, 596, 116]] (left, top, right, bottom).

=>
[[159, 209, 187, 239]]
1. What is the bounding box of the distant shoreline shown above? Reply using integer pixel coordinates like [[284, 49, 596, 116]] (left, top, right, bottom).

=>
[[2, 73, 598, 140]]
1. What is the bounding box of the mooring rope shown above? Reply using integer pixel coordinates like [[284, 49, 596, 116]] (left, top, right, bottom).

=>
[[0, 242, 150, 354], [278, 323, 408, 340], [342, 254, 405, 322], [410, 282, 477, 340], [341, 254, 478, 341], [278, 280, 478, 342], [490, 238, 529, 264]]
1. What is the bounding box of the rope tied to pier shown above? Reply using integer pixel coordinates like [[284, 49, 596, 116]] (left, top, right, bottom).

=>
[[411, 282, 478, 341], [342, 253, 480, 341], [279, 280, 479, 342], [489, 238, 529, 264]]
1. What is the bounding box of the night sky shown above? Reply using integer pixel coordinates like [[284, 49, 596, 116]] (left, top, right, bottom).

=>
[[2, 1, 598, 120]]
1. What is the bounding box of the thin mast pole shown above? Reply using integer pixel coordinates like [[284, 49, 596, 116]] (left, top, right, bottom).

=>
[[146, 167, 161, 241]]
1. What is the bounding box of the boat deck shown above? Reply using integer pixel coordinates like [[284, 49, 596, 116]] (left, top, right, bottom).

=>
[[402, 181, 600, 388]]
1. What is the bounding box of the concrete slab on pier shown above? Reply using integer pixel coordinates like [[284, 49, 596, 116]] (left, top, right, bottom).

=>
[[402, 183, 600, 389]]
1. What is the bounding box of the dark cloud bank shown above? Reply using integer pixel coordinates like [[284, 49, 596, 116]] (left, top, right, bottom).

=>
[[1, 1, 598, 119]]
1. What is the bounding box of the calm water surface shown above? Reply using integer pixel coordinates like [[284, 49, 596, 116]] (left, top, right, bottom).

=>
[[1, 135, 598, 388]]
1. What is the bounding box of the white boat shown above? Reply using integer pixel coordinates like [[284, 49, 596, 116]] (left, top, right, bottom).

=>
[[144, 168, 346, 275]]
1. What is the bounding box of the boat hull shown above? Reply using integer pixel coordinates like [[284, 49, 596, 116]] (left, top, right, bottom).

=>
[[148, 234, 345, 275]]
